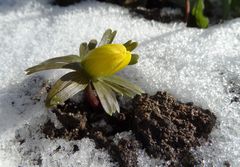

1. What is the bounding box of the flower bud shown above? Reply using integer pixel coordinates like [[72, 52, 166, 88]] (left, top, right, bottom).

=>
[[81, 44, 131, 78]]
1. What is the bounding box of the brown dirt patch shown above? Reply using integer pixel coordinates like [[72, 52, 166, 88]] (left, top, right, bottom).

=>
[[42, 91, 216, 166]]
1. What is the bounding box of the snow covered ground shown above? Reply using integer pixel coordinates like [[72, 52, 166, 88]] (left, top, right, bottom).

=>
[[0, 0, 240, 166]]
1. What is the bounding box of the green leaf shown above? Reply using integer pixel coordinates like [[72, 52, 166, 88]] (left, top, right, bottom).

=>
[[231, 0, 240, 17], [123, 40, 132, 47], [26, 62, 82, 75], [25, 55, 81, 75], [192, 0, 209, 28], [101, 75, 144, 96], [79, 40, 98, 60], [109, 30, 117, 44], [88, 39, 98, 50], [79, 42, 88, 59], [123, 41, 138, 51], [128, 54, 139, 65], [46, 71, 88, 107], [47, 82, 87, 107], [99, 80, 136, 98], [39, 55, 80, 65], [92, 81, 120, 115], [98, 29, 117, 46], [223, 0, 232, 19]]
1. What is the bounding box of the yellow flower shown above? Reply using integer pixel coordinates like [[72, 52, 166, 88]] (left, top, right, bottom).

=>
[[81, 44, 131, 78]]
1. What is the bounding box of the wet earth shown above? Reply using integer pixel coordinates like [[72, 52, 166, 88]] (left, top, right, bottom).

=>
[[51, 0, 235, 27], [42, 91, 216, 167]]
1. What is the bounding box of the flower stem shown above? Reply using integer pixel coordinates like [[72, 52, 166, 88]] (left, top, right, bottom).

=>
[[84, 82, 101, 110]]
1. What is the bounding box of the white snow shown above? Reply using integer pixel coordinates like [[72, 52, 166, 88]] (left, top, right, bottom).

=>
[[0, 0, 240, 166]]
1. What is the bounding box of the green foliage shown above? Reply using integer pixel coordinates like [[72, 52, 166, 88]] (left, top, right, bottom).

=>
[[92, 81, 120, 116], [223, 0, 240, 18], [123, 40, 138, 51], [88, 39, 98, 50], [192, 0, 209, 28], [45, 71, 88, 107], [128, 54, 139, 65], [79, 42, 89, 59], [25, 29, 144, 115], [232, 0, 240, 17], [100, 75, 143, 98], [25, 55, 81, 75], [98, 29, 117, 46], [223, 0, 232, 19]]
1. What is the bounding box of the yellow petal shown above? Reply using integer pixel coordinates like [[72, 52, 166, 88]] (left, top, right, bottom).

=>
[[81, 44, 131, 78]]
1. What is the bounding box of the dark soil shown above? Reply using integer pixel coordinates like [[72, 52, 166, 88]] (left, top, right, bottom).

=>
[[52, 0, 240, 29], [42, 91, 216, 167], [228, 79, 240, 103], [52, 0, 81, 6], [51, 0, 238, 27], [132, 92, 216, 166], [52, 0, 184, 23]]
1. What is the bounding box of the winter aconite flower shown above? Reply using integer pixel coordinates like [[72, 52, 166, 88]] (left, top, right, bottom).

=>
[[81, 44, 131, 78], [25, 29, 143, 115]]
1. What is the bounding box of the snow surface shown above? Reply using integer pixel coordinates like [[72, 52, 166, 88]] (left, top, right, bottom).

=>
[[0, 0, 240, 166]]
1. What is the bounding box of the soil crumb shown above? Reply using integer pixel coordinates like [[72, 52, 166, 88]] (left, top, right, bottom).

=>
[[42, 91, 216, 166]]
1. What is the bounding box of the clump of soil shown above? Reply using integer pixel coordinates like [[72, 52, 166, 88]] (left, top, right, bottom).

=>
[[132, 92, 216, 166], [42, 91, 216, 166]]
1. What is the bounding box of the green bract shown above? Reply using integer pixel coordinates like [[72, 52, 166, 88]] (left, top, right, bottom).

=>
[[25, 29, 144, 115]]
